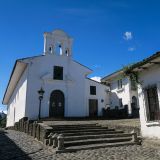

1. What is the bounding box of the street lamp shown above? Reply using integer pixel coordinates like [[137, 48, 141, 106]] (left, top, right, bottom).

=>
[[38, 87, 45, 120]]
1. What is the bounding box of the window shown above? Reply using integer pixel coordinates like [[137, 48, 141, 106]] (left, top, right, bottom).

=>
[[90, 86, 96, 95], [53, 66, 63, 80], [132, 96, 137, 108], [118, 79, 123, 89], [145, 85, 160, 121], [65, 48, 69, 56], [14, 108, 16, 122], [55, 44, 63, 55], [119, 98, 123, 107], [49, 46, 52, 53]]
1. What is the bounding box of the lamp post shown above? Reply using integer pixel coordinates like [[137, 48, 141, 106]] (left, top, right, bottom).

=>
[[38, 87, 45, 120]]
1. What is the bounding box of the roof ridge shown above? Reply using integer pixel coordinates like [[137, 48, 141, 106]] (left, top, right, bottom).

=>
[[101, 51, 160, 80]]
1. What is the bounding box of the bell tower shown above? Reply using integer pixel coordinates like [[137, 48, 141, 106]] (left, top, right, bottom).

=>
[[43, 29, 73, 57]]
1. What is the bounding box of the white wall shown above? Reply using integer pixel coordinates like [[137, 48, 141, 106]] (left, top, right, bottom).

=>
[[6, 68, 28, 127], [85, 79, 109, 116], [66, 60, 88, 117], [107, 75, 139, 115], [23, 53, 109, 119], [109, 77, 132, 112], [138, 64, 160, 138], [24, 54, 96, 119]]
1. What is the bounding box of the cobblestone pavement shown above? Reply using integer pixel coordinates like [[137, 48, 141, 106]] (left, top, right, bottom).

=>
[[1, 129, 160, 160]]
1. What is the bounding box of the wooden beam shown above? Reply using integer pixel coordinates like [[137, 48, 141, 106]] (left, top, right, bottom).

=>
[[149, 61, 160, 64], [138, 67, 148, 70]]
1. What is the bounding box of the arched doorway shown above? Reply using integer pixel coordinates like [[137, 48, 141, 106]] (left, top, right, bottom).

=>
[[49, 90, 64, 117], [132, 96, 137, 108], [131, 96, 139, 118]]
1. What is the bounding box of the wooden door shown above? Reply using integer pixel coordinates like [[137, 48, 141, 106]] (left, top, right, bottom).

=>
[[146, 86, 160, 120], [49, 90, 64, 117], [89, 99, 98, 117]]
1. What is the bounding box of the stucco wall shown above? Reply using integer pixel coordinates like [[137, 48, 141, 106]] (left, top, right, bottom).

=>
[[24, 54, 104, 119], [6, 68, 28, 127], [108, 75, 139, 115], [138, 64, 160, 138], [85, 79, 109, 116], [110, 77, 132, 112]]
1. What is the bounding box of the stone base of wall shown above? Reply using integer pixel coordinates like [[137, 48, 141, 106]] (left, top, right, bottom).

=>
[[104, 124, 141, 136], [6, 117, 53, 144]]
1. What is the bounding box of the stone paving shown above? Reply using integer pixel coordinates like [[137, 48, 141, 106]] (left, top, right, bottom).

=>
[[1, 129, 160, 160], [43, 119, 140, 127], [44, 118, 141, 135]]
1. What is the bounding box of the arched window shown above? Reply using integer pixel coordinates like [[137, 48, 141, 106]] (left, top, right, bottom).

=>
[[132, 96, 137, 108], [55, 43, 63, 55], [49, 46, 52, 53], [65, 48, 69, 56]]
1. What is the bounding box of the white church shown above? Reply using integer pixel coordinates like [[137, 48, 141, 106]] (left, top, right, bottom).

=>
[[3, 30, 109, 127], [4, 29, 160, 140]]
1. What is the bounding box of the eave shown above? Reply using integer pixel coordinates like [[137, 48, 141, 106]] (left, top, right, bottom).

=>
[[101, 70, 123, 82], [130, 53, 160, 72], [101, 51, 160, 82], [2, 61, 28, 105]]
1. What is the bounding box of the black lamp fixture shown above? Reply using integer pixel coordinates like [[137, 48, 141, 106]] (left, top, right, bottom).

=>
[[37, 87, 45, 120]]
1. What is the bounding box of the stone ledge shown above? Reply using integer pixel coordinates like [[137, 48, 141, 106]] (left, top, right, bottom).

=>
[[55, 141, 137, 154], [6, 117, 53, 145], [100, 124, 141, 136]]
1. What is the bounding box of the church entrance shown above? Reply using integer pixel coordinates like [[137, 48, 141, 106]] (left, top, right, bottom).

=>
[[49, 90, 64, 118]]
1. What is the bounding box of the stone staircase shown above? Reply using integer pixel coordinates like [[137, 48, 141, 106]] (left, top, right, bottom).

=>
[[7, 117, 140, 153], [47, 123, 138, 153]]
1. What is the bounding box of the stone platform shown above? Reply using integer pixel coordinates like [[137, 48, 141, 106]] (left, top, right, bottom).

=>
[[6, 117, 140, 153], [43, 118, 140, 135], [1, 129, 160, 160], [41, 119, 140, 153]]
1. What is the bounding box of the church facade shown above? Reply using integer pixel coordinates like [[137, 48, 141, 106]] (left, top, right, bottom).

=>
[[3, 30, 109, 127]]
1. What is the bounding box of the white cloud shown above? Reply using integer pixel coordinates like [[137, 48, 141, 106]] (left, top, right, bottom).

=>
[[123, 31, 132, 40], [90, 76, 101, 82], [128, 47, 136, 51]]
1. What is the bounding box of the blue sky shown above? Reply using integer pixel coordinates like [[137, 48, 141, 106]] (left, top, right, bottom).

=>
[[1, 0, 160, 112]]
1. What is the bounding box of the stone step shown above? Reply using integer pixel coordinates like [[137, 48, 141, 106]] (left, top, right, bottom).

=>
[[49, 124, 98, 127], [53, 128, 115, 134], [42, 122, 139, 153], [64, 137, 132, 147], [51, 126, 109, 131], [56, 141, 136, 153], [63, 130, 124, 136], [64, 133, 132, 141]]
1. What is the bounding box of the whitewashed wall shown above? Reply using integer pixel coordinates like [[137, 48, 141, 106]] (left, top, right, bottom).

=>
[[6, 68, 28, 127], [109, 77, 132, 113], [138, 64, 160, 138], [85, 79, 109, 116], [24, 54, 100, 119], [108, 75, 139, 114], [6, 52, 109, 125]]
